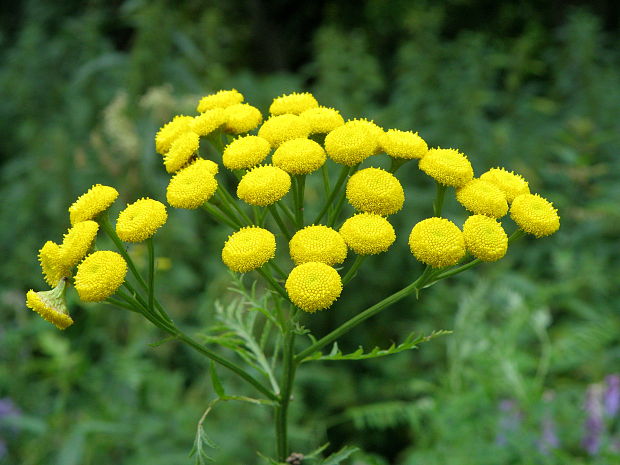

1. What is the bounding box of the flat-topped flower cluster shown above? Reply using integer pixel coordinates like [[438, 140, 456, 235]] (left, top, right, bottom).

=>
[[26, 89, 560, 327]]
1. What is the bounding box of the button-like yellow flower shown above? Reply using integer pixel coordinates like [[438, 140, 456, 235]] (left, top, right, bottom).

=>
[[299, 106, 344, 134], [324, 121, 377, 166], [270, 92, 319, 115], [167, 159, 218, 209], [223, 135, 271, 170], [339, 213, 396, 255], [155, 115, 193, 155], [222, 227, 276, 273], [408, 217, 465, 268], [258, 114, 311, 147], [74, 251, 128, 302], [346, 167, 405, 215], [285, 262, 342, 312], [69, 184, 119, 225], [419, 148, 474, 187], [379, 129, 428, 160], [480, 167, 530, 203], [456, 178, 508, 218], [272, 138, 326, 175], [289, 225, 347, 266], [237, 165, 291, 206], [197, 89, 244, 112], [190, 108, 226, 136], [26, 279, 73, 330], [224, 103, 263, 134], [510, 193, 560, 238], [39, 241, 71, 287], [462, 215, 508, 262], [163, 131, 200, 173], [60, 220, 99, 268], [116, 198, 168, 242]]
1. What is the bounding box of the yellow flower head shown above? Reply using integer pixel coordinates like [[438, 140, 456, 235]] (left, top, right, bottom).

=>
[[60, 220, 99, 268], [272, 138, 326, 175], [418, 148, 474, 187], [379, 129, 428, 160], [339, 213, 396, 255], [289, 225, 347, 266], [155, 115, 193, 155], [480, 167, 530, 203], [456, 178, 508, 218], [39, 241, 71, 287], [270, 92, 319, 115], [510, 193, 560, 238], [224, 103, 263, 134], [190, 108, 226, 136], [408, 217, 465, 268], [163, 131, 200, 173], [26, 279, 73, 330], [237, 165, 291, 206], [346, 167, 405, 215], [74, 251, 128, 302], [285, 262, 342, 312], [258, 114, 311, 148], [222, 227, 276, 273], [69, 184, 119, 225], [324, 121, 377, 166], [197, 89, 244, 112], [223, 135, 271, 170], [167, 159, 218, 209], [299, 106, 344, 134], [116, 198, 168, 242], [463, 215, 508, 262]]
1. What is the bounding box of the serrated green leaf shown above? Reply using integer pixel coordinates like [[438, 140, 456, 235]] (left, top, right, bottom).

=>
[[301, 330, 450, 363], [319, 445, 359, 465], [209, 361, 226, 398]]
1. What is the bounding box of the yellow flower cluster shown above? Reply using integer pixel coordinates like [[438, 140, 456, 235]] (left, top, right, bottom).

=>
[[462, 215, 508, 262], [197, 89, 244, 112], [339, 213, 395, 255], [270, 92, 319, 116], [167, 159, 218, 209], [222, 227, 276, 273], [300, 107, 344, 134], [285, 262, 342, 312], [510, 193, 560, 237], [272, 138, 326, 175], [223, 136, 271, 170], [258, 114, 311, 147], [289, 225, 347, 266], [456, 178, 508, 218], [324, 121, 378, 166], [379, 129, 428, 160], [408, 218, 465, 268], [419, 148, 474, 187], [116, 198, 168, 242], [69, 184, 118, 225], [74, 251, 128, 302], [346, 168, 404, 215], [237, 165, 291, 206]]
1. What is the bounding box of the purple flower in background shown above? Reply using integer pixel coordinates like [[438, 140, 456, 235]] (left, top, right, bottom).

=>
[[0, 399, 20, 418], [604, 375, 620, 418], [0, 398, 21, 460], [538, 391, 560, 454], [496, 399, 522, 446], [582, 384, 604, 455]]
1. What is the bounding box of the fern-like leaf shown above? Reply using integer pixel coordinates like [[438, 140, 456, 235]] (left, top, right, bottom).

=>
[[301, 330, 450, 363]]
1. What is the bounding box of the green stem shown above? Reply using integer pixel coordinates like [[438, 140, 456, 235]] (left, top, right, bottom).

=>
[[275, 329, 296, 461], [433, 182, 447, 217], [147, 238, 155, 312], [99, 215, 149, 292], [327, 189, 348, 227], [295, 266, 433, 362], [201, 203, 239, 229], [313, 165, 350, 224], [256, 267, 289, 301], [342, 255, 366, 285], [218, 182, 253, 225], [295, 175, 306, 228], [389, 157, 408, 173], [268, 205, 292, 240], [276, 201, 296, 225], [176, 330, 278, 402]]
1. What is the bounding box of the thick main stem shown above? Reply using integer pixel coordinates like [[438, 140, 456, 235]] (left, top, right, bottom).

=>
[[276, 327, 297, 460]]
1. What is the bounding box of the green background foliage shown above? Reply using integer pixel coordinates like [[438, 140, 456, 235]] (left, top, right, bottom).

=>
[[1, 1, 619, 463]]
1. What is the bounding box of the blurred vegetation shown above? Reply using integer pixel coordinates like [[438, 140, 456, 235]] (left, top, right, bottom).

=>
[[1, 1, 619, 464]]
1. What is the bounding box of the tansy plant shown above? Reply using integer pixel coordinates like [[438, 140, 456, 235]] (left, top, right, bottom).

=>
[[26, 89, 560, 464]]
